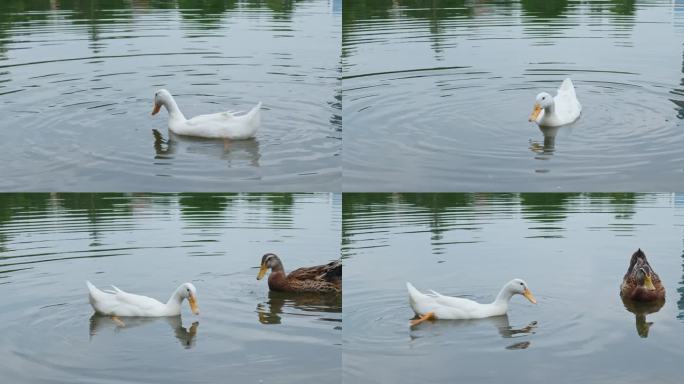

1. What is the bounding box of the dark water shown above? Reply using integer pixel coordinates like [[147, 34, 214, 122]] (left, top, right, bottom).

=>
[[0, 193, 341, 384], [343, 193, 684, 383], [0, 1, 341, 191], [343, 1, 684, 191]]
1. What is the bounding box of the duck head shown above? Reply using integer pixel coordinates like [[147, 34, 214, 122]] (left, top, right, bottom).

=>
[[257, 253, 284, 280], [179, 282, 200, 315], [529, 92, 553, 122], [151, 89, 173, 116], [505, 279, 537, 304], [627, 248, 648, 272]]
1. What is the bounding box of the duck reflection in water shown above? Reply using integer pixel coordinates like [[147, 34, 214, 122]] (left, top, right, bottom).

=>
[[152, 129, 261, 167], [621, 296, 664, 338], [529, 125, 559, 160], [409, 315, 537, 350], [256, 290, 342, 325], [89, 314, 199, 349]]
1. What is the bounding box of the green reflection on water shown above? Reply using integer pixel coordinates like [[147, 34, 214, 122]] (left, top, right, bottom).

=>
[[343, 193, 650, 245], [0, 0, 315, 53], [179, 193, 236, 217], [0, 192, 303, 252], [521, 0, 568, 18], [344, 193, 643, 222], [343, 0, 474, 26], [342, 0, 636, 25]]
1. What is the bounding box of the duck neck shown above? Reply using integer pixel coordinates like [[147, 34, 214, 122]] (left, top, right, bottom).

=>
[[270, 259, 285, 275], [544, 101, 555, 115], [492, 285, 514, 310], [165, 288, 184, 314], [267, 260, 287, 288], [163, 96, 186, 121]]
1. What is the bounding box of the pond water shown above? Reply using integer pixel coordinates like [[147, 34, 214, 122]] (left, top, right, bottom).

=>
[[343, 193, 684, 383], [0, 1, 341, 191], [343, 1, 684, 191], [0, 193, 341, 384]]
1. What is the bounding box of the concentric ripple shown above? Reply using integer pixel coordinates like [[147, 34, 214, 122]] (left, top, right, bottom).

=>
[[0, 1, 341, 191], [343, 0, 684, 191]]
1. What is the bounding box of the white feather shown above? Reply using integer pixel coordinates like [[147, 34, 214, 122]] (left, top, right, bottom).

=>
[[530, 78, 582, 127], [153, 89, 261, 139], [86, 281, 199, 317], [406, 279, 536, 320]]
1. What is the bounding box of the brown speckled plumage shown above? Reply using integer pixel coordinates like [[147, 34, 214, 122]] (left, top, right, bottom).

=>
[[257, 253, 341, 294], [620, 249, 665, 302]]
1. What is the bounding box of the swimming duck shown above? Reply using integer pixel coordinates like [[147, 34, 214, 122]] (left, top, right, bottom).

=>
[[528, 78, 582, 127], [151, 89, 261, 139], [620, 248, 665, 302], [407, 279, 537, 326], [256, 253, 341, 294], [86, 281, 199, 317]]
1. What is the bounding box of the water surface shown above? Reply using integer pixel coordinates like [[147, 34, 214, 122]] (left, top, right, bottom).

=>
[[0, 1, 341, 191], [0, 193, 341, 384], [343, 1, 684, 191], [343, 193, 684, 383]]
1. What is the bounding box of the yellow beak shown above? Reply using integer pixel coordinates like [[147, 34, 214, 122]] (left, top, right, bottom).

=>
[[151, 102, 161, 116], [256, 264, 268, 280], [188, 294, 200, 315], [523, 288, 537, 304], [643, 275, 656, 291], [529, 104, 542, 122]]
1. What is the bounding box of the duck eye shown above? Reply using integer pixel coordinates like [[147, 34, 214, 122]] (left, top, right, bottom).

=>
[[519, 282, 524, 286]]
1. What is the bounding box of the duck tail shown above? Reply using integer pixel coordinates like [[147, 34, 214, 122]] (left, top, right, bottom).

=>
[[560, 78, 574, 90], [406, 282, 424, 304], [323, 259, 342, 281], [86, 280, 105, 294], [86, 280, 105, 304], [559, 78, 576, 98], [245, 101, 261, 131]]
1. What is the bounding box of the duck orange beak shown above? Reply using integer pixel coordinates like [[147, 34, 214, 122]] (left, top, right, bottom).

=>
[[151, 103, 161, 116], [188, 294, 200, 315], [256, 264, 268, 280], [523, 288, 537, 304], [529, 104, 542, 122]]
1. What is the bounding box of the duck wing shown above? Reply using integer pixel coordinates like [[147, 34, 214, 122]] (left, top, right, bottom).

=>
[[407, 282, 482, 318], [288, 260, 341, 282], [109, 285, 164, 312], [185, 111, 233, 126], [429, 289, 482, 310]]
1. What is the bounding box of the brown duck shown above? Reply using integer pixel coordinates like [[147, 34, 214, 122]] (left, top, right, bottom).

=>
[[620, 249, 665, 302], [256, 253, 341, 294]]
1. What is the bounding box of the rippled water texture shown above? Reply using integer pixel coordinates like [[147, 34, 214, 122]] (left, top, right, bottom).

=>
[[343, 193, 684, 383], [343, 1, 684, 191], [0, 193, 341, 383], [0, 1, 341, 191]]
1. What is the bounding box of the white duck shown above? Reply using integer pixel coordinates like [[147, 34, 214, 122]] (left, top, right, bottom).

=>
[[151, 89, 261, 139], [528, 78, 581, 127], [406, 279, 536, 326], [86, 281, 199, 317]]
